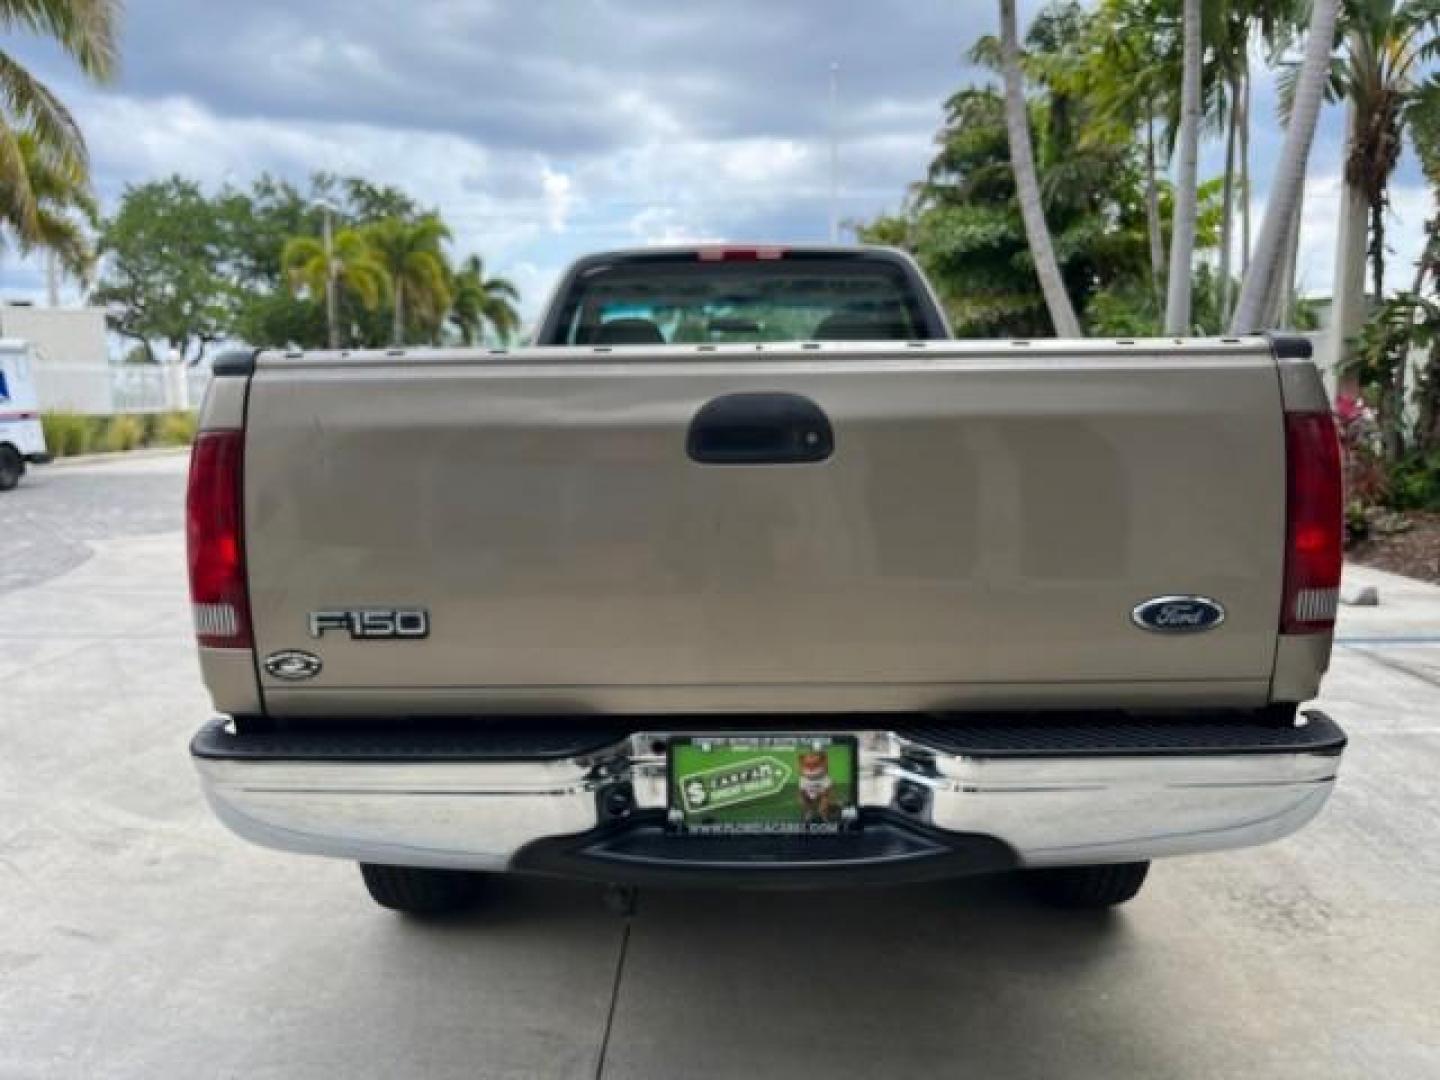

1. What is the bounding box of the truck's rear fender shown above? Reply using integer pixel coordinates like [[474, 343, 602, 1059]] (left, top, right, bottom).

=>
[[193, 351, 262, 717], [1268, 335, 1340, 703]]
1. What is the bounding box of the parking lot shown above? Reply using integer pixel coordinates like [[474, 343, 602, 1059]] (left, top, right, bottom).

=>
[[2, 452, 1438, 1079]]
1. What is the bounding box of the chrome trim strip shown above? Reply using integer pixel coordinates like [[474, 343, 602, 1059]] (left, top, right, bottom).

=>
[[194, 728, 1342, 872]]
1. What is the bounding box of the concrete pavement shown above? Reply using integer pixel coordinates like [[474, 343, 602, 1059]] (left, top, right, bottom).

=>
[[1, 453, 1437, 1078], [0, 451, 187, 596]]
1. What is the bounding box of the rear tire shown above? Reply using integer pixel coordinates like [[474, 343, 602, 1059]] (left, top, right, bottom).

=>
[[1025, 861, 1150, 909], [359, 863, 490, 916], [0, 445, 23, 491]]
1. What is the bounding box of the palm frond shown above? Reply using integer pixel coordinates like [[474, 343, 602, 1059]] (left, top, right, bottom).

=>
[[0, 0, 120, 80], [32, 202, 89, 278], [0, 50, 86, 167], [481, 275, 520, 302], [0, 121, 39, 238], [1407, 73, 1440, 183]]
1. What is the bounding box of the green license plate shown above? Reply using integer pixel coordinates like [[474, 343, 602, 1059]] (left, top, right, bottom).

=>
[[668, 736, 859, 836]]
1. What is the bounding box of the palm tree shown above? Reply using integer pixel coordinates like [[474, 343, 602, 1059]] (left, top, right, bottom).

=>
[[1164, 0, 1203, 333], [997, 0, 1081, 336], [449, 255, 521, 344], [1230, 0, 1342, 332], [1084, 0, 1210, 332], [0, 129, 96, 282], [365, 214, 452, 345], [1340, 0, 1440, 302], [1235, 3, 1315, 322], [1075, 0, 1178, 306], [1405, 84, 1440, 448], [0, 0, 117, 241], [1077, 0, 1301, 322], [1320, 0, 1440, 428], [1350, 76, 1440, 455], [1405, 76, 1440, 295], [1214, 1, 1271, 323], [281, 229, 390, 346]]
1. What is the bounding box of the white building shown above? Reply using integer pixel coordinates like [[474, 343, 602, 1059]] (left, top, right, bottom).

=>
[[0, 303, 203, 415], [0, 303, 111, 413]]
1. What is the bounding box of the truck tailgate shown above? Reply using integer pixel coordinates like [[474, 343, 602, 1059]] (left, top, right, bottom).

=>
[[242, 341, 1285, 716]]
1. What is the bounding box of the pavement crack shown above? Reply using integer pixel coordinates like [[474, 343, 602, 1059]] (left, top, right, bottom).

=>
[[1343, 646, 1440, 689], [594, 899, 635, 1080]]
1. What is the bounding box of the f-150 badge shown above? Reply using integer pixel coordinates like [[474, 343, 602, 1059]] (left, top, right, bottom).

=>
[[1131, 596, 1225, 633], [308, 609, 430, 640]]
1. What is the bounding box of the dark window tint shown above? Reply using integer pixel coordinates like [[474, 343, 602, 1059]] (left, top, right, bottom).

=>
[[545, 255, 938, 346]]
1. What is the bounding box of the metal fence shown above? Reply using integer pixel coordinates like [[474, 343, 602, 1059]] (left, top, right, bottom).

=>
[[35, 364, 210, 415]]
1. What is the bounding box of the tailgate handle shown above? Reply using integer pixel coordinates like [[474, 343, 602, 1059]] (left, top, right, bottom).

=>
[[687, 392, 833, 465]]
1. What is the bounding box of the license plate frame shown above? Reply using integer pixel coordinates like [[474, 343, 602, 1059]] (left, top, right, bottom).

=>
[[666, 734, 860, 836]]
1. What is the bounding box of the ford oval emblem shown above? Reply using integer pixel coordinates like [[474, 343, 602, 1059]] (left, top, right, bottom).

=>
[[1131, 596, 1226, 633], [264, 649, 323, 681]]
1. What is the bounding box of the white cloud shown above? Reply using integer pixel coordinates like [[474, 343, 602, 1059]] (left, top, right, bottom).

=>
[[1289, 175, 1432, 299], [1291, 173, 1344, 297], [8, 0, 1415, 325], [46, 91, 856, 318], [625, 206, 722, 246], [540, 166, 575, 233]]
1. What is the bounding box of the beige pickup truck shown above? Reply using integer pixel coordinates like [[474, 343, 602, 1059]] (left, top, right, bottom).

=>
[[188, 245, 1346, 914]]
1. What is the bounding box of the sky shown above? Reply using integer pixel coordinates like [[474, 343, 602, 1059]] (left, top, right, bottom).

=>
[[1, 0, 1432, 321]]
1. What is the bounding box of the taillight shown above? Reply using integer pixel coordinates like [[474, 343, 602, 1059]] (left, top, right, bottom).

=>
[[1281, 411, 1343, 634], [186, 429, 251, 648]]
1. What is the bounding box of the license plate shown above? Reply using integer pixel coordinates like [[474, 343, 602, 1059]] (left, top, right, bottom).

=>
[[667, 735, 859, 836]]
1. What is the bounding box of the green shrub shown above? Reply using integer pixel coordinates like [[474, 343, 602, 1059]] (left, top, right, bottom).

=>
[[1389, 453, 1440, 511], [101, 414, 145, 453], [41, 412, 93, 456], [152, 411, 198, 447], [39, 409, 199, 456]]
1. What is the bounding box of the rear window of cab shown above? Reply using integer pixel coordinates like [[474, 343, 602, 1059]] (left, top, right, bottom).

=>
[[544, 252, 941, 346]]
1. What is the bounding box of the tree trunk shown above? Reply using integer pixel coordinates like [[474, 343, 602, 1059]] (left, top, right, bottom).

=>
[[1369, 198, 1386, 302], [1164, 0, 1203, 334], [322, 209, 339, 350], [1268, 182, 1306, 328], [1145, 115, 1165, 308], [1240, 64, 1252, 277], [117, 328, 155, 364], [392, 280, 405, 346], [1218, 75, 1240, 325], [1229, 0, 1340, 333], [1410, 211, 1438, 297], [1258, 188, 1305, 329], [1417, 213, 1440, 453], [1420, 343, 1440, 453], [998, 0, 1082, 338], [1373, 197, 1404, 460], [1327, 100, 1370, 396]]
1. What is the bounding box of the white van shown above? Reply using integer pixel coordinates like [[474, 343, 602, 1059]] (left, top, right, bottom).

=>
[[0, 340, 51, 490]]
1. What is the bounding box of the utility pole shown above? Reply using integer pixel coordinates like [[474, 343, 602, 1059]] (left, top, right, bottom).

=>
[[45, 251, 59, 307], [828, 61, 840, 242], [316, 199, 340, 349]]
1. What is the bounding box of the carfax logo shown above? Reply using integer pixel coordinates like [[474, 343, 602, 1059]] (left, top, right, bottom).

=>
[[679, 756, 792, 813]]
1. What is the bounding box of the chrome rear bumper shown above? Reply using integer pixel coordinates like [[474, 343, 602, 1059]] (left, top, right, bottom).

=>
[[191, 713, 1345, 881]]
